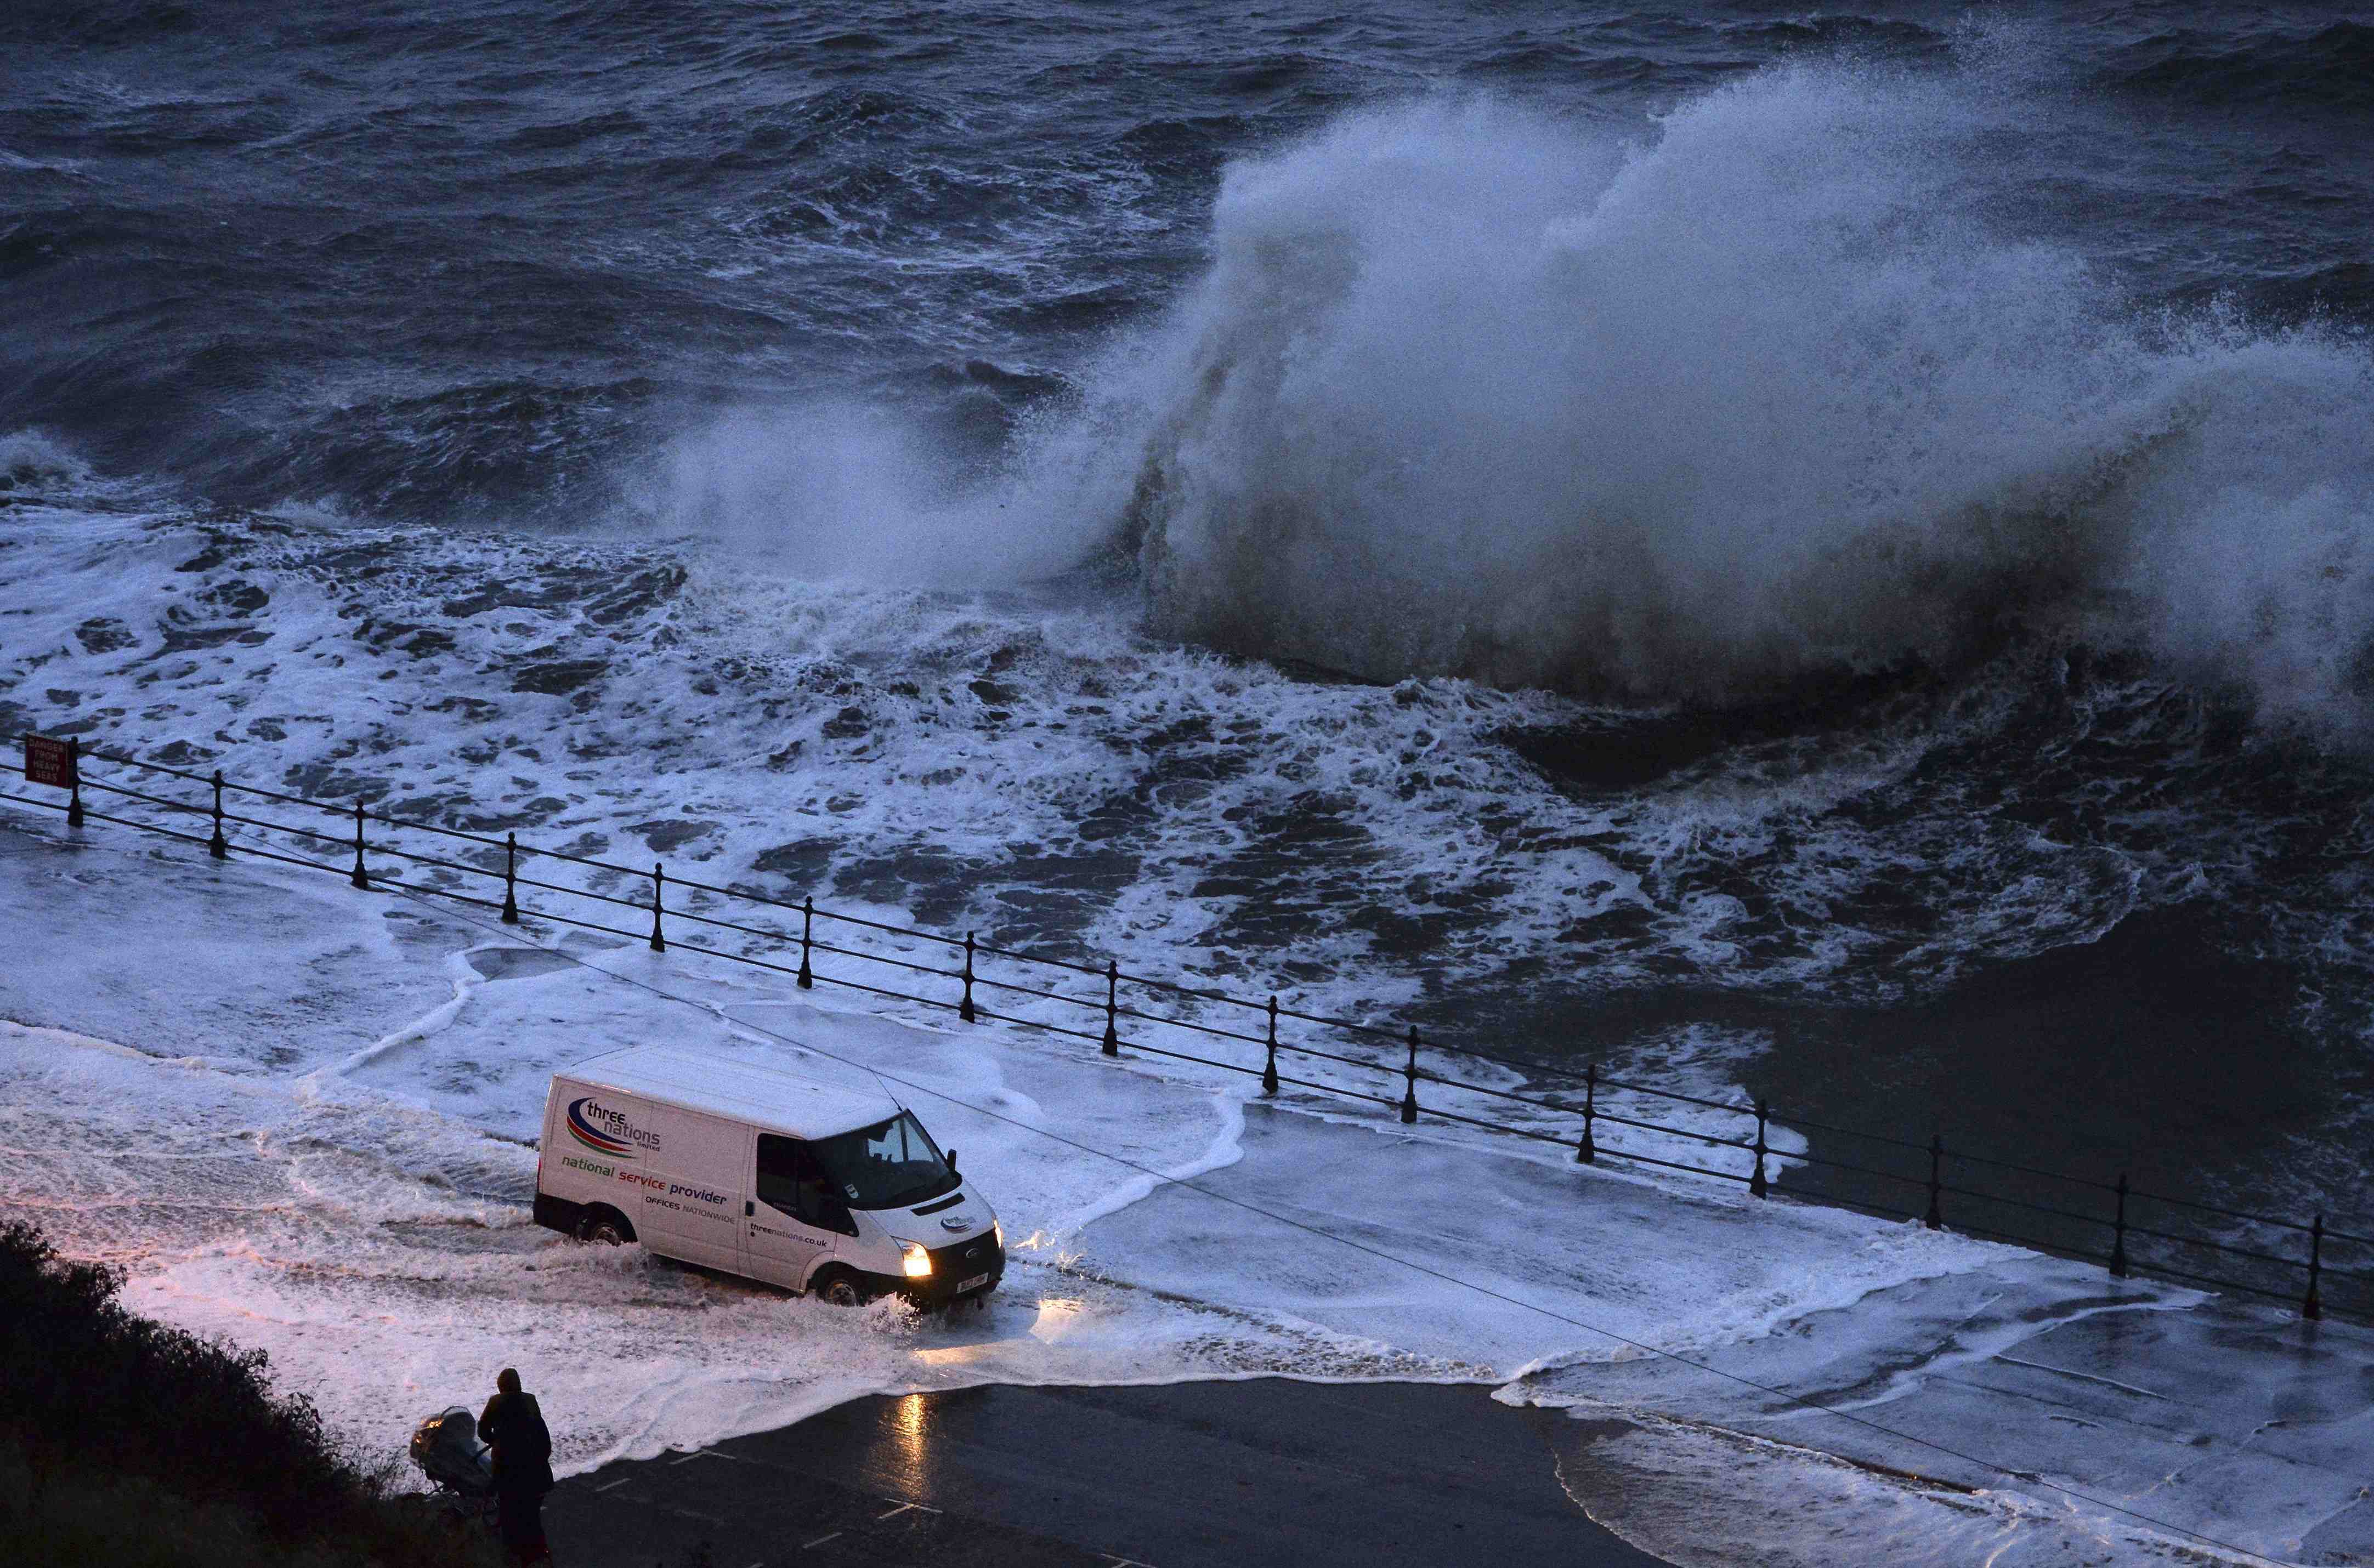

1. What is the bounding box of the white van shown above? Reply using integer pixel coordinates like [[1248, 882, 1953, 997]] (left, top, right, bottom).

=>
[[531, 1046, 1003, 1308]]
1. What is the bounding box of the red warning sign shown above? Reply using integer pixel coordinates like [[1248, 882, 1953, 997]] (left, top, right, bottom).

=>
[[22, 734, 76, 789]]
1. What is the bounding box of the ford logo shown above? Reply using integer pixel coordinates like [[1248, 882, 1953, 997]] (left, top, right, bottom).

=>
[[940, 1216, 970, 1232]]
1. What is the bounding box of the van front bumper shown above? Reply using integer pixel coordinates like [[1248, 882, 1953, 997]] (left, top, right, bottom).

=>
[[898, 1230, 1005, 1307]]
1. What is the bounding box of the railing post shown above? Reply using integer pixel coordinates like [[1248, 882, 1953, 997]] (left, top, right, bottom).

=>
[[1101, 961, 1119, 1056], [1400, 1026, 1420, 1125], [207, 770, 228, 860], [2304, 1213, 2325, 1322], [1262, 996, 1279, 1095], [1577, 1061, 1596, 1165], [501, 833, 520, 924], [1924, 1134, 1944, 1230], [648, 864, 666, 953], [66, 737, 83, 828], [1750, 1100, 1770, 1198], [349, 800, 368, 889], [796, 897, 814, 989], [2109, 1173, 2129, 1278], [960, 933, 977, 1022]]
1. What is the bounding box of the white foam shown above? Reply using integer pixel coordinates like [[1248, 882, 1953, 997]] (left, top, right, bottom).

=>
[[0, 452, 2296, 1050], [7, 808, 2370, 1564], [0, 826, 1990, 1441]]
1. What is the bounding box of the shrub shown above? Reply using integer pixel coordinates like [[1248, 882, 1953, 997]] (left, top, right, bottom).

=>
[[0, 1220, 503, 1565]]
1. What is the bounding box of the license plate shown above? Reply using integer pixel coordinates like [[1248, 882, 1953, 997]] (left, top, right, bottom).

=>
[[957, 1272, 990, 1294]]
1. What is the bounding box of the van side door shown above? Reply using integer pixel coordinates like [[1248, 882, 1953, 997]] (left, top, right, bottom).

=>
[[744, 1133, 855, 1290]]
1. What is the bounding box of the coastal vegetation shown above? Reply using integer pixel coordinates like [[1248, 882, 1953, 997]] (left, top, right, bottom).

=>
[[0, 1219, 502, 1567]]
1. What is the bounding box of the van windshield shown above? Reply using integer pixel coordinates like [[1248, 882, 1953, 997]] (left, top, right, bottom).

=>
[[812, 1112, 959, 1211]]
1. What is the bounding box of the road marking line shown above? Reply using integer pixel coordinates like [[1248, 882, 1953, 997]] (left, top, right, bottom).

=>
[[593, 1478, 633, 1493], [1101, 1557, 1159, 1567], [670, 1448, 716, 1464], [799, 1531, 842, 1549], [667, 1504, 726, 1525], [875, 1499, 942, 1520]]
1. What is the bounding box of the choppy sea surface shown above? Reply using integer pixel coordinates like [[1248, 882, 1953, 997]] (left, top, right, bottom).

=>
[[4, 2, 2373, 1233]]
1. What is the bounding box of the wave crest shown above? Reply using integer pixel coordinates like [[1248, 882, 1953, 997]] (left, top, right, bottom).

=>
[[1100, 74, 2374, 719], [0, 428, 95, 495]]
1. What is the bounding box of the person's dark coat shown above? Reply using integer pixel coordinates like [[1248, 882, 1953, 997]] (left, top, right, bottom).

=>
[[480, 1388, 556, 1559], [479, 1389, 556, 1497]]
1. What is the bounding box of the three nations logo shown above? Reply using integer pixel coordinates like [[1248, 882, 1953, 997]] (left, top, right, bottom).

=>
[[565, 1097, 638, 1159]]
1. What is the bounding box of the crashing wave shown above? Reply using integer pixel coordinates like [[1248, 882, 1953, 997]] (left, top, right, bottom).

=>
[[1070, 73, 2374, 721]]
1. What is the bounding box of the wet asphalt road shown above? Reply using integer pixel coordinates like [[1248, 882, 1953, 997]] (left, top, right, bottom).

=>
[[548, 1378, 1670, 1567]]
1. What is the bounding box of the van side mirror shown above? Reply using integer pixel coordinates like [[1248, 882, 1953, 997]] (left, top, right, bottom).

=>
[[945, 1147, 958, 1175]]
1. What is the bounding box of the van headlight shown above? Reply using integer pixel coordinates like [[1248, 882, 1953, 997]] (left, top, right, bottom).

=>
[[900, 1241, 932, 1279], [993, 1220, 1003, 1249]]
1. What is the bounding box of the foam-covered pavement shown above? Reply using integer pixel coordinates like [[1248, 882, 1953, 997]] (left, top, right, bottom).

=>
[[5, 809, 2371, 1565]]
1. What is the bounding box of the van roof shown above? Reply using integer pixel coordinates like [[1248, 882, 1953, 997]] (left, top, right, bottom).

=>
[[557, 1046, 904, 1139]]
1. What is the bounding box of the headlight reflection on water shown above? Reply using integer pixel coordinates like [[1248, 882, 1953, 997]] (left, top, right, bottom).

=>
[[883, 1392, 930, 1495]]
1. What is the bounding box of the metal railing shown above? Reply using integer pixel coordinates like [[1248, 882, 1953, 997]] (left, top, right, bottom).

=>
[[6, 732, 2365, 1322]]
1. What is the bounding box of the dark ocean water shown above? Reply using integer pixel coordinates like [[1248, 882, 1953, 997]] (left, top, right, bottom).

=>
[[4, 3, 2367, 519], [4, 2, 2374, 1240]]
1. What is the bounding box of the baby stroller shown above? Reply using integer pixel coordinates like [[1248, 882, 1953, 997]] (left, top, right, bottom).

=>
[[410, 1406, 497, 1525]]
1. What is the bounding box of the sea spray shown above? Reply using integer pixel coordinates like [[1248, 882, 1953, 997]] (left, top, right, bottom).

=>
[[630, 58, 2374, 727], [1073, 73, 2374, 719]]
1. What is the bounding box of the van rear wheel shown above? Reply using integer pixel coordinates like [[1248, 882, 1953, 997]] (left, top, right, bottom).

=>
[[578, 1210, 630, 1247]]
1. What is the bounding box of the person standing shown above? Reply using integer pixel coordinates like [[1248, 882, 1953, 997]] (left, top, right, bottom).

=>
[[479, 1367, 557, 1565]]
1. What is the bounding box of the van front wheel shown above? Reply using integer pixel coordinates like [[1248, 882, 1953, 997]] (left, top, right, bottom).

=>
[[813, 1269, 865, 1307]]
